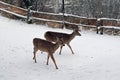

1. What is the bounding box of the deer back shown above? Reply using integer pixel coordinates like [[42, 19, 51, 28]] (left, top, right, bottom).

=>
[[45, 31, 68, 42], [44, 30, 81, 44], [33, 38, 63, 53]]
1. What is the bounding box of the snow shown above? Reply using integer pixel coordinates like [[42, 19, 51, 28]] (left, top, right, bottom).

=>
[[97, 18, 118, 21], [0, 15, 120, 80], [101, 26, 120, 29]]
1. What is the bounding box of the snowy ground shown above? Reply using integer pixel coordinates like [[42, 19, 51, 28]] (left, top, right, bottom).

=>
[[0, 15, 120, 80]]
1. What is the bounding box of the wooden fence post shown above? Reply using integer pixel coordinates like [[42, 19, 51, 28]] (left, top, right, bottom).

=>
[[26, 6, 32, 24], [62, 0, 65, 28]]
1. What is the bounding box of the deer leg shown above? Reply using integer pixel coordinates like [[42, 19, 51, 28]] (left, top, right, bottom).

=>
[[50, 54, 58, 69], [67, 44, 74, 54], [59, 45, 63, 55], [46, 54, 50, 65], [33, 49, 35, 60], [33, 47, 38, 63]]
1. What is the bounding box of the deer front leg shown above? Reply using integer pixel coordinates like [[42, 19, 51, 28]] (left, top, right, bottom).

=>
[[67, 44, 74, 54], [50, 54, 58, 69], [59, 45, 63, 55], [46, 54, 50, 65]]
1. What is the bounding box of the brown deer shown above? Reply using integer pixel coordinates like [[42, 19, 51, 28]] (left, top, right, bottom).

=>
[[33, 38, 64, 69], [44, 29, 81, 55]]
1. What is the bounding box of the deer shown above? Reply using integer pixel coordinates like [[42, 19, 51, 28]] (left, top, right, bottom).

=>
[[44, 29, 81, 55], [33, 37, 64, 69]]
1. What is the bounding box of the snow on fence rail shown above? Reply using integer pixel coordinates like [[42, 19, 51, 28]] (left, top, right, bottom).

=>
[[0, 1, 120, 33], [96, 18, 120, 35]]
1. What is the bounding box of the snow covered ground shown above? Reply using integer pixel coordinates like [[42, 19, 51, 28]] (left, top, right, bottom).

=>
[[0, 15, 120, 80]]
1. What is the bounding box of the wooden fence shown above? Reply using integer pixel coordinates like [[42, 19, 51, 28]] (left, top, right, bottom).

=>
[[0, 1, 120, 35]]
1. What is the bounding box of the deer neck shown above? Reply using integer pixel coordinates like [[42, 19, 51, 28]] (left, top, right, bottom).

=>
[[70, 32, 76, 40]]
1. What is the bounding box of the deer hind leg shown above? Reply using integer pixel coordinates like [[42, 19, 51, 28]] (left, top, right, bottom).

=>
[[46, 54, 50, 65], [50, 54, 58, 69], [59, 45, 63, 55], [67, 44, 74, 54], [33, 47, 38, 63]]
